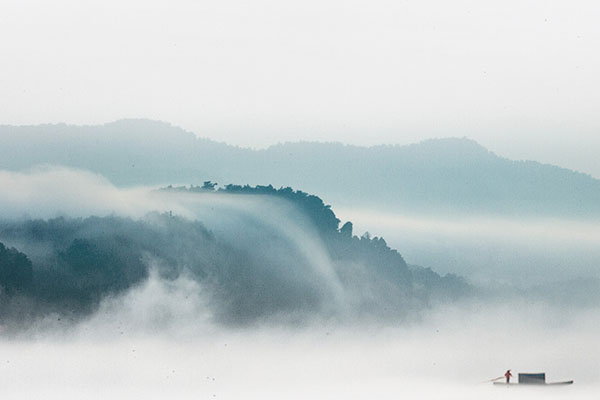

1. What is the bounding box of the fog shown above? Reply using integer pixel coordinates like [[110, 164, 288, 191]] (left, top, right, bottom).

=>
[[0, 167, 598, 398], [3, 0, 599, 395], [339, 209, 600, 288], [1, 281, 598, 399], [0, 168, 352, 326], [0, 167, 176, 219], [1, 167, 468, 327]]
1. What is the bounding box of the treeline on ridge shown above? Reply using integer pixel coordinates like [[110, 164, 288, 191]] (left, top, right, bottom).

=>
[[0, 184, 470, 328]]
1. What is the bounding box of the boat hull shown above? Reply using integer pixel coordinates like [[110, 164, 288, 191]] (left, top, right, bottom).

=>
[[493, 381, 573, 386]]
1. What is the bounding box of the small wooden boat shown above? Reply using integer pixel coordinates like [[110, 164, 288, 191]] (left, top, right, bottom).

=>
[[493, 373, 573, 386]]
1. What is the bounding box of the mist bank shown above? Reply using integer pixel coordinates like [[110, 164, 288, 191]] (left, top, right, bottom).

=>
[[341, 209, 600, 293], [0, 170, 597, 398], [0, 167, 597, 333], [0, 180, 469, 331], [1, 301, 598, 399], [2, 120, 600, 218]]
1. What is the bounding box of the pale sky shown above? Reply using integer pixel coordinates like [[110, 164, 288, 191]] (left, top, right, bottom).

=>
[[1, 0, 599, 176]]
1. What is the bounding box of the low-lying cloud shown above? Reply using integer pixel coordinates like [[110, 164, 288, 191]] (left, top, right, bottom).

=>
[[0, 166, 177, 219], [0, 167, 598, 398], [1, 297, 597, 399], [339, 208, 600, 287], [0, 167, 469, 329]]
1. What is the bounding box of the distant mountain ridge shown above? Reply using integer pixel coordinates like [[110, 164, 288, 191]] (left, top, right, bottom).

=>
[[1, 119, 599, 217]]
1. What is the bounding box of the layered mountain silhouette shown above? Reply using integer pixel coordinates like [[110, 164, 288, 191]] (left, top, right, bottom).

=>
[[2, 119, 599, 217]]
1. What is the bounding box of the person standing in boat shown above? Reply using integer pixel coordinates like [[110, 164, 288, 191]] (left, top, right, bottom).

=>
[[504, 369, 512, 383]]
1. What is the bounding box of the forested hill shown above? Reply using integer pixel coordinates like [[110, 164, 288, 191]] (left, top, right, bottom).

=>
[[163, 183, 342, 234], [1, 119, 600, 217], [0, 185, 469, 329]]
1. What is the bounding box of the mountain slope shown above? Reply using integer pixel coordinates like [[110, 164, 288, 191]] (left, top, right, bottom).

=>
[[1, 119, 599, 217], [0, 185, 469, 327]]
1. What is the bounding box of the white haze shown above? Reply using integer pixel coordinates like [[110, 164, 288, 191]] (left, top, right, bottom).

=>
[[339, 208, 600, 286], [1, 274, 598, 399], [0, 167, 349, 320], [0, 167, 598, 398], [0, 167, 180, 220], [0, 166, 597, 287]]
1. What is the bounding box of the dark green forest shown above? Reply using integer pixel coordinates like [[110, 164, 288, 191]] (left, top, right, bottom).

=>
[[0, 185, 469, 328]]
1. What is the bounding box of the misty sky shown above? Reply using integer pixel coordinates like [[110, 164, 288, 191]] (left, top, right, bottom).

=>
[[1, 0, 599, 176]]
